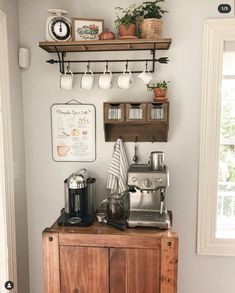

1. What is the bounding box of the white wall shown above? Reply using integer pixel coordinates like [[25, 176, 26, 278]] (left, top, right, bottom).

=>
[[0, 1, 29, 293], [18, 0, 235, 292]]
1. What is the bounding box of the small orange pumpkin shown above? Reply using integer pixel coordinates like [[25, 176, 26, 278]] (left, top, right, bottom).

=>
[[99, 29, 115, 40]]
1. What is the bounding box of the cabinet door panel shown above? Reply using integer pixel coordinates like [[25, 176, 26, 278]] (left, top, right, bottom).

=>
[[110, 248, 160, 293], [60, 246, 109, 293]]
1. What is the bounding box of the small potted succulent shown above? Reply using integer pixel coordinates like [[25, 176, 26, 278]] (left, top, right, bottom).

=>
[[136, 0, 168, 39], [147, 80, 169, 101], [114, 4, 140, 38]]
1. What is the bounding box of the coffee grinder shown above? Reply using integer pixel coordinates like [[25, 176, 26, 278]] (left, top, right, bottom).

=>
[[58, 168, 96, 226], [127, 151, 171, 229]]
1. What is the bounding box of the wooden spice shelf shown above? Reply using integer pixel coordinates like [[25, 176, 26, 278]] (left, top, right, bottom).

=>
[[39, 38, 172, 53], [104, 102, 169, 142]]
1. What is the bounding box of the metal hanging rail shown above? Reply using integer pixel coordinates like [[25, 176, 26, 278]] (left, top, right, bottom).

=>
[[47, 54, 169, 74], [39, 39, 171, 74]]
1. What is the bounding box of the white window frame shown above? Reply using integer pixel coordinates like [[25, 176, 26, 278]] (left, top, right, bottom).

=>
[[197, 18, 235, 256], [0, 10, 17, 291]]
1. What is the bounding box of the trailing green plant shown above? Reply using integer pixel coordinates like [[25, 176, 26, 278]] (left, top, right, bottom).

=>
[[147, 80, 169, 91], [114, 4, 141, 29], [135, 0, 168, 20]]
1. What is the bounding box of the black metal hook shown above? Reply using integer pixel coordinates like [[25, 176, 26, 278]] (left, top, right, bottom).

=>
[[125, 60, 128, 71], [106, 61, 109, 71], [67, 61, 70, 71], [145, 60, 148, 71], [135, 136, 138, 143], [87, 60, 90, 71]]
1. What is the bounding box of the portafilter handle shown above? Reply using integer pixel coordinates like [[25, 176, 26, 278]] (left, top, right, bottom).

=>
[[96, 212, 126, 231]]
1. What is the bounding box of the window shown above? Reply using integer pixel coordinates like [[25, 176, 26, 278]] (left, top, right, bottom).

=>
[[197, 19, 235, 256], [217, 55, 235, 239]]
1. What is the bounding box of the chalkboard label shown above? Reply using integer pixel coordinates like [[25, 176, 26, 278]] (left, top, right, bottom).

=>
[[218, 4, 232, 13]]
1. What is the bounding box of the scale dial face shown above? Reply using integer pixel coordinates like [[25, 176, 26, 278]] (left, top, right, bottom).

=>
[[49, 17, 71, 41]]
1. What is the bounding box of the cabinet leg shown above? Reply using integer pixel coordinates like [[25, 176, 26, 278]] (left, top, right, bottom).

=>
[[160, 237, 178, 293]]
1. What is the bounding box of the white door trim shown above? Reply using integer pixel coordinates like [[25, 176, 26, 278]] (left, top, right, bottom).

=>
[[0, 10, 17, 292], [197, 18, 235, 256]]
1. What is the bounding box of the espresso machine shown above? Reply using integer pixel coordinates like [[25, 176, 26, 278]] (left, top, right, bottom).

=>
[[127, 151, 171, 229], [58, 168, 96, 226]]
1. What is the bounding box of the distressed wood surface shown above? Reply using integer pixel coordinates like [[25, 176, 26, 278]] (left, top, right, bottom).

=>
[[110, 248, 160, 293], [42, 231, 60, 293], [39, 38, 172, 53], [43, 219, 178, 293], [160, 237, 178, 293], [60, 246, 109, 293]]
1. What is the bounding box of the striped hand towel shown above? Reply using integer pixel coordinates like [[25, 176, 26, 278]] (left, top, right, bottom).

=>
[[106, 138, 129, 193]]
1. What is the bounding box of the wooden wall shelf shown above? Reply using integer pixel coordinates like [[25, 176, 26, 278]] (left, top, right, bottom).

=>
[[104, 102, 169, 142], [39, 38, 172, 53], [38, 38, 172, 74]]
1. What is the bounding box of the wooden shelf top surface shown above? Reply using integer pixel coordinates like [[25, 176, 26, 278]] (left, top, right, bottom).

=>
[[39, 38, 172, 53], [44, 217, 177, 239]]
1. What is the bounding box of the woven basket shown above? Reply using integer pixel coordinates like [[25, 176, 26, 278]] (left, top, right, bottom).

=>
[[140, 18, 163, 39]]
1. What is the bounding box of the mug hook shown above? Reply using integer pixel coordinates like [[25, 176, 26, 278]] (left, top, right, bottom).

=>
[[106, 61, 109, 71], [67, 61, 70, 72], [87, 60, 90, 71], [145, 60, 148, 71], [125, 60, 129, 71]]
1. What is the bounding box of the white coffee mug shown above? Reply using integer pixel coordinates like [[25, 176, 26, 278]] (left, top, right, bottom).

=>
[[60, 70, 74, 90], [138, 70, 153, 84], [118, 69, 134, 89], [98, 69, 113, 89], [81, 69, 94, 90]]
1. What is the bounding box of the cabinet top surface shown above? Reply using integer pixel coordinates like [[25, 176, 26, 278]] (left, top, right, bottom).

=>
[[39, 38, 172, 53], [44, 218, 178, 239]]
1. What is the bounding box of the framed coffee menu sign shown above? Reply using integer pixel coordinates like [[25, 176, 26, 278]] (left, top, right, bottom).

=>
[[51, 102, 96, 161]]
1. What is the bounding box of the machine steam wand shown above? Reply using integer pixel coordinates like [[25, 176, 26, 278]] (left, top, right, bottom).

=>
[[160, 188, 165, 215]]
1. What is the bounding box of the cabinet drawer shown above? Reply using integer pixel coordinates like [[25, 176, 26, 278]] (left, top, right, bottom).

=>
[[147, 102, 169, 122], [104, 103, 125, 123], [125, 103, 147, 123]]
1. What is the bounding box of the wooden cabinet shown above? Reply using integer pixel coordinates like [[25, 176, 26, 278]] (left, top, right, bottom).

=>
[[43, 220, 178, 293], [104, 102, 169, 142]]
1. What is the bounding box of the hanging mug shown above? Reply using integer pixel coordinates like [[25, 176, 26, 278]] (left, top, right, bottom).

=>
[[137, 70, 153, 84], [81, 68, 94, 90], [98, 69, 113, 89], [60, 69, 74, 90], [117, 69, 134, 89]]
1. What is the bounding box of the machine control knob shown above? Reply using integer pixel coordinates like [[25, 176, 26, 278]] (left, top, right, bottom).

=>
[[158, 177, 163, 183], [143, 178, 151, 187], [132, 177, 137, 182]]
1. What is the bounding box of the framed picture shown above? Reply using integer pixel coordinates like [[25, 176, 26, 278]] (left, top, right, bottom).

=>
[[51, 101, 96, 162], [73, 18, 104, 41]]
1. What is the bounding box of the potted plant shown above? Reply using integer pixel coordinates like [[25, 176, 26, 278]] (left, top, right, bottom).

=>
[[136, 0, 168, 39], [114, 4, 140, 38], [147, 80, 169, 101]]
